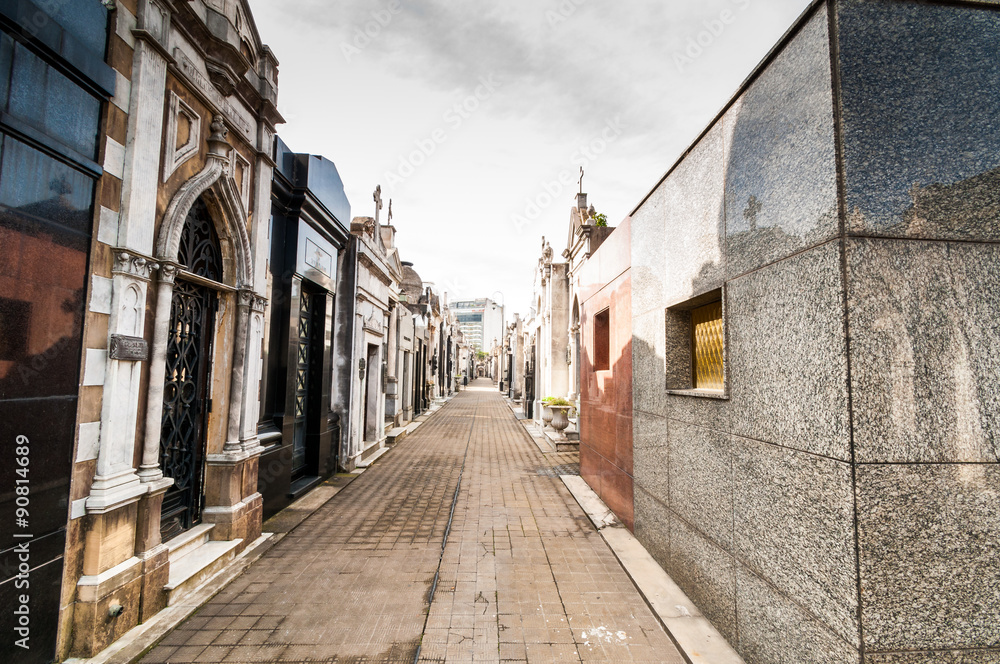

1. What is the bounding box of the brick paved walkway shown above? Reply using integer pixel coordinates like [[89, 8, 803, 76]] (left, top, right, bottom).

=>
[[141, 380, 684, 663]]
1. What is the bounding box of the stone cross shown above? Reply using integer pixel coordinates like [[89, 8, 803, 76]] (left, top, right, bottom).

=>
[[743, 195, 762, 232], [373, 185, 383, 225]]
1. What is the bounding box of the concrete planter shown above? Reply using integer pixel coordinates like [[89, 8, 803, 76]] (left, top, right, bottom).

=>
[[541, 405, 554, 426], [549, 406, 572, 434]]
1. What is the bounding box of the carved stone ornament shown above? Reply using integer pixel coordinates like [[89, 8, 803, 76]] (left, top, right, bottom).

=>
[[238, 289, 255, 308], [206, 60, 238, 97], [158, 262, 180, 284], [251, 295, 268, 313], [109, 334, 150, 362], [363, 313, 384, 336], [113, 250, 159, 281], [358, 357, 367, 379], [209, 115, 229, 144]]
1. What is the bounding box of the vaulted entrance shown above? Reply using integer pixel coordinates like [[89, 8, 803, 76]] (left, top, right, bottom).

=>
[[159, 199, 223, 542]]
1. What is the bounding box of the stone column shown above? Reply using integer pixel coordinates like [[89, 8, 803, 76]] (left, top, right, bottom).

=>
[[138, 262, 178, 483], [568, 322, 581, 401], [240, 295, 268, 453], [224, 289, 253, 456]]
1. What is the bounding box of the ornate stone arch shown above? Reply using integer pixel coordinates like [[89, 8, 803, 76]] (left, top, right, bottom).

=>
[[155, 116, 253, 288], [140, 117, 260, 497]]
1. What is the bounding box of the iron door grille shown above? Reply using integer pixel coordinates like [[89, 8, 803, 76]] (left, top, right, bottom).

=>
[[159, 279, 216, 541]]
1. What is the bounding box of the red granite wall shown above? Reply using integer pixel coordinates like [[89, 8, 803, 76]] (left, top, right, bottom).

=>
[[578, 219, 633, 530]]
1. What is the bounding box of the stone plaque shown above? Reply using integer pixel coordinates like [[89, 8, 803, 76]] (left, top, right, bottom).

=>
[[109, 335, 149, 362]]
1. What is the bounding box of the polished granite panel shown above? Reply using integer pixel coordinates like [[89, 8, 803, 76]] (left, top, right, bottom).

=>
[[857, 464, 1000, 651], [632, 310, 667, 419], [847, 239, 1000, 463], [838, 0, 1000, 241], [727, 240, 851, 460], [631, 185, 667, 317], [866, 651, 1000, 664], [733, 435, 858, 646], [736, 564, 861, 664], [725, 4, 839, 278], [632, 435, 668, 505], [599, 456, 634, 531], [633, 486, 670, 572], [662, 389, 732, 434], [668, 420, 733, 550], [661, 121, 726, 307], [669, 514, 737, 647], [632, 409, 668, 452]]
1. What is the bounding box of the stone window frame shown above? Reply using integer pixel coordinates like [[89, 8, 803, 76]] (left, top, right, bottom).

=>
[[664, 287, 729, 400]]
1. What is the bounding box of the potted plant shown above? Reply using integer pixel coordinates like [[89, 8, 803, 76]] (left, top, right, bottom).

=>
[[545, 397, 576, 435], [540, 396, 555, 426]]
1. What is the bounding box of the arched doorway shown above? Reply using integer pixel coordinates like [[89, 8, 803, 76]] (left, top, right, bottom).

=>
[[159, 198, 224, 541]]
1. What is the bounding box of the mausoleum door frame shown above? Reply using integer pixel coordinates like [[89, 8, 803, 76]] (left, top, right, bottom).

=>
[[139, 120, 259, 489]]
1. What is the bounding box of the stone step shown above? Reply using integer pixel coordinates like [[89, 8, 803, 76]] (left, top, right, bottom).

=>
[[386, 427, 408, 444], [165, 537, 243, 605], [165, 523, 215, 561]]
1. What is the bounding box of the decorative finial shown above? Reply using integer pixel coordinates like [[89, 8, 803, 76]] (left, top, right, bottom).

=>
[[387, 199, 393, 226], [578, 167, 584, 195]]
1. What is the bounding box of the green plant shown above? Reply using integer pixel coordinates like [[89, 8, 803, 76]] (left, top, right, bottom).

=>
[[545, 397, 574, 407], [593, 213, 608, 227]]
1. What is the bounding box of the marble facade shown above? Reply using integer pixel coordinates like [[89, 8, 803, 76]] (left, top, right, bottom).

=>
[[55, 0, 281, 658]]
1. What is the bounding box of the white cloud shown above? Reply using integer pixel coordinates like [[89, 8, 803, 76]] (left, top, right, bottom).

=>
[[250, 0, 814, 316]]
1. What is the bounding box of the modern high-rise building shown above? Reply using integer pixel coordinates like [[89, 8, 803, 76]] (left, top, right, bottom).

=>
[[452, 298, 504, 351]]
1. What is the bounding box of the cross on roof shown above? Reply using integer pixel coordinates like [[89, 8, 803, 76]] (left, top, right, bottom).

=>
[[373, 185, 383, 225], [743, 195, 762, 232]]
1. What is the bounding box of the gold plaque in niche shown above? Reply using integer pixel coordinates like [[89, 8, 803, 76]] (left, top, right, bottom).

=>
[[692, 301, 724, 390]]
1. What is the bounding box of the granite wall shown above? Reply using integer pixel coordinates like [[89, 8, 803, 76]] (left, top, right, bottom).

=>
[[630, 1, 1000, 662]]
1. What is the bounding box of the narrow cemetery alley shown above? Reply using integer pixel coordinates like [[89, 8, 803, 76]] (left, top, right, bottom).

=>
[[138, 380, 684, 663]]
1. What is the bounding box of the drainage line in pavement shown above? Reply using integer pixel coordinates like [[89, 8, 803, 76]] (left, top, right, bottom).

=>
[[413, 396, 480, 664]]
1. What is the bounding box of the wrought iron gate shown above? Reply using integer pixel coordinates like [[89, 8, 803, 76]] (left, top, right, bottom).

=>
[[159, 279, 216, 541], [291, 291, 314, 477]]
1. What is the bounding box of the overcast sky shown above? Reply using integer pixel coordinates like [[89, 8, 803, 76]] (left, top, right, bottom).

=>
[[251, 0, 814, 319]]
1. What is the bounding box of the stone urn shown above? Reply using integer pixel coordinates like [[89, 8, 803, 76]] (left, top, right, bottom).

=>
[[549, 406, 573, 435], [541, 404, 554, 426]]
